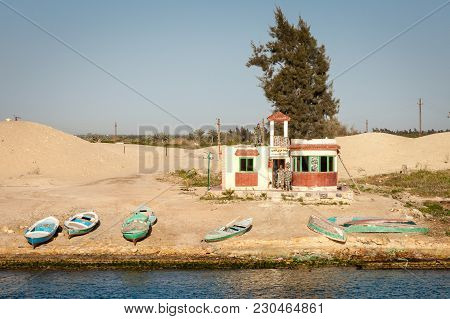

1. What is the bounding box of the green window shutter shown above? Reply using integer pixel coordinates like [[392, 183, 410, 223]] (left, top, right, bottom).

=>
[[239, 158, 246, 172], [240, 158, 254, 172], [247, 158, 254, 172]]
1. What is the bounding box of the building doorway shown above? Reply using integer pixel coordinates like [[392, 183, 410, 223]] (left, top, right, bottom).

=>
[[272, 159, 286, 188]]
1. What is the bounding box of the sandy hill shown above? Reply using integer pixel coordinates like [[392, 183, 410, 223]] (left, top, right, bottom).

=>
[[0, 121, 136, 181], [1, 121, 448, 183], [336, 132, 450, 178]]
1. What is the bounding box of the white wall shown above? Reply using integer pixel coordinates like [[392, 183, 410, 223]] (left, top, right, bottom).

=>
[[222, 145, 270, 190]]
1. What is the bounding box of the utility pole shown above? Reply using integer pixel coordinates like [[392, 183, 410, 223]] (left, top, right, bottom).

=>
[[418, 98, 423, 135], [261, 118, 265, 145], [365, 119, 368, 133], [216, 118, 221, 155], [204, 152, 214, 191], [114, 121, 118, 137]]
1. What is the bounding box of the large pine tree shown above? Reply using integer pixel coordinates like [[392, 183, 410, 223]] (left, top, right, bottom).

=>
[[247, 7, 340, 139]]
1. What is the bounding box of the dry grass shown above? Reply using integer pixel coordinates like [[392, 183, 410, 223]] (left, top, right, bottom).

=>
[[170, 169, 221, 188], [357, 169, 450, 198]]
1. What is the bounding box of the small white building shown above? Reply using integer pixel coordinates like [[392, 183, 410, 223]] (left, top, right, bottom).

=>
[[221, 111, 340, 192]]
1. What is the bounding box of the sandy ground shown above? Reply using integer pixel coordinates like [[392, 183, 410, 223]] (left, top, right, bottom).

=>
[[0, 173, 448, 263], [0, 121, 448, 265]]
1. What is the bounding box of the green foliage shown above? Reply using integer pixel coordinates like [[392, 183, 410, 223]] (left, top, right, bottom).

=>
[[200, 189, 268, 202], [419, 202, 449, 218], [78, 126, 263, 148], [247, 7, 341, 138], [221, 189, 236, 200], [171, 169, 221, 188], [372, 128, 450, 138], [357, 169, 450, 198]]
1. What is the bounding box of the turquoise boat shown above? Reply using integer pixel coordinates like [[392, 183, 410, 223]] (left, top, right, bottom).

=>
[[307, 215, 347, 243], [343, 223, 428, 234], [121, 205, 157, 245], [64, 211, 99, 239], [24, 216, 59, 249], [204, 218, 253, 242], [327, 216, 415, 226], [327, 216, 428, 233]]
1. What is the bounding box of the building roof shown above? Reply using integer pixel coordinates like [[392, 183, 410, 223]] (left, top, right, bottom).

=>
[[235, 149, 259, 156], [267, 111, 290, 122], [289, 144, 340, 151]]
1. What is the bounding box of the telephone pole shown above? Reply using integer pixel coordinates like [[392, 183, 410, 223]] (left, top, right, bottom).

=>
[[261, 118, 265, 145], [114, 121, 118, 137], [365, 119, 368, 133], [216, 118, 221, 155], [418, 98, 423, 135]]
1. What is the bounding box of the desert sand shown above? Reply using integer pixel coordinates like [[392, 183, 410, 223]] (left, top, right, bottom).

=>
[[0, 121, 448, 268]]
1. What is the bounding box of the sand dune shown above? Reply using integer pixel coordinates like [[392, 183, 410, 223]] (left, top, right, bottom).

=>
[[336, 132, 450, 178], [0, 121, 135, 181], [1, 121, 449, 182]]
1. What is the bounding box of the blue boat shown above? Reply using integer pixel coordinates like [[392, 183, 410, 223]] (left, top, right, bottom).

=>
[[24, 216, 59, 248]]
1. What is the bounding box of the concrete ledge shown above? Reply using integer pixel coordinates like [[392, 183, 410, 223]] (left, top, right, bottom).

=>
[[211, 188, 353, 203]]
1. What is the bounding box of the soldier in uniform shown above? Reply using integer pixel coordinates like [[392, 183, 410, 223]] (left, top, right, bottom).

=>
[[277, 164, 285, 189], [284, 162, 292, 191]]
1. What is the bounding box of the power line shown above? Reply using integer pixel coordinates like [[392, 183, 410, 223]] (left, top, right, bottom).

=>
[[0, 0, 187, 126], [329, 1, 450, 83]]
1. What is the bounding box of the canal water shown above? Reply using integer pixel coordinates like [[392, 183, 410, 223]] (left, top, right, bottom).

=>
[[0, 268, 448, 298]]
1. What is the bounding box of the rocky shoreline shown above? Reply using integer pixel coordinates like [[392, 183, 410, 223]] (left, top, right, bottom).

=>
[[1, 250, 448, 270]]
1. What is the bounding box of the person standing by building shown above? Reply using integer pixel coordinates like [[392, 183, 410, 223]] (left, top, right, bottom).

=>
[[284, 162, 292, 191], [277, 164, 285, 189]]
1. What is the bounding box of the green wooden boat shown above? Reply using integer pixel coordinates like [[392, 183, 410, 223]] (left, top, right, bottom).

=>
[[307, 215, 347, 243], [327, 217, 427, 233], [121, 205, 157, 245], [343, 223, 428, 234], [204, 217, 253, 242], [327, 216, 415, 226]]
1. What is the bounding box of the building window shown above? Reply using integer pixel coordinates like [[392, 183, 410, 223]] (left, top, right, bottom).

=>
[[328, 156, 334, 172], [320, 156, 328, 172], [292, 156, 335, 172], [293, 156, 308, 172], [239, 158, 254, 172]]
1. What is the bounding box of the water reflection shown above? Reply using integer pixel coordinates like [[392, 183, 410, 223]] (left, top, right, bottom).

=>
[[0, 268, 448, 299]]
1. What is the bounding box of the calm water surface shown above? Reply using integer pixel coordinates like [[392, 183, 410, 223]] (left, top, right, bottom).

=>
[[0, 268, 448, 298]]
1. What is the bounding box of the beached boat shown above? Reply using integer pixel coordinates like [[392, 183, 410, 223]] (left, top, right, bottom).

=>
[[327, 216, 380, 225], [344, 218, 416, 226], [327, 216, 414, 226], [343, 223, 428, 234], [204, 218, 253, 242], [327, 216, 427, 233], [121, 205, 157, 245], [64, 211, 99, 238], [307, 215, 347, 243], [24, 216, 59, 248]]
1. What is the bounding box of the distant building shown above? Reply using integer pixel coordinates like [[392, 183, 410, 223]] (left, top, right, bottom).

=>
[[221, 111, 339, 191]]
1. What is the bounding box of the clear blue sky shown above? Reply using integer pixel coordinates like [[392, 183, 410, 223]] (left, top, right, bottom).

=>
[[1, 0, 449, 134]]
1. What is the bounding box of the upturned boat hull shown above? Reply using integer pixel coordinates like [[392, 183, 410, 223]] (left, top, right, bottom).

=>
[[307, 215, 347, 243]]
